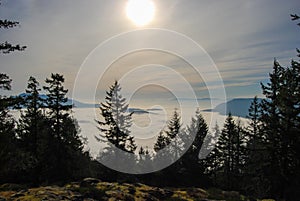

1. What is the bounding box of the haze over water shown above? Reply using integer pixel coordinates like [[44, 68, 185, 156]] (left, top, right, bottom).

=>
[[73, 98, 245, 157]]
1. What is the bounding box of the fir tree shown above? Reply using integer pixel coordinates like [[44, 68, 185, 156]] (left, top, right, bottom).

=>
[[203, 123, 222, 186], [209, 113, 246, 190], [43, 73, 72, 139], [153, 131, 170, 152], [0, 73, 16, 181], [243, 96, 269, 197], [247, 96, 261, 139], [165, 109, 181, 139], [43, 73, 85, 182], [96, 81, 137, 153], [164, 109, 182, 160], [153, 109, 183, 168], [184, 108, 208, 162], [18, 77, 44, 154], [138, 146, 152, 171], [14, 77, 46, 182], [260, 60, 287, 198], [179, 108, 209, 186], [96, 81, 137, 174], [261, 58, 300, 199]]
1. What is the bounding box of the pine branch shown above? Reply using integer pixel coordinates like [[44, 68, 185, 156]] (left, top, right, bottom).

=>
[[291, 14, 300, 21], [0, 73, 12, 90], [0, 19, 19, 28], [0, 41, 27, 54], [290, 14, 300, 27]]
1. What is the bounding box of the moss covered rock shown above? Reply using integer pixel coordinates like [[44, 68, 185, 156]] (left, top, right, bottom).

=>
[[0, 178, 259, 201]]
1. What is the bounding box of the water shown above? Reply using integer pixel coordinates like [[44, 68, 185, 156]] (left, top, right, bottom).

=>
[[73, 99, 248, 156], [11, 100, 248, 157]]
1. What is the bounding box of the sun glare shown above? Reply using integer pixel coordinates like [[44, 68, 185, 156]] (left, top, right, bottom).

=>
[[126, 0, 155, 27]]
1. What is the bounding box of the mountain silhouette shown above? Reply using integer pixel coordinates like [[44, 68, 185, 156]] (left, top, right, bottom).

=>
[[203, 98, 262, 118]]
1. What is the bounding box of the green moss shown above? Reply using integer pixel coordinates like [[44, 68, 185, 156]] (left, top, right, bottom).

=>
[[171, 190, 193, 201], [0, 190, 16, 198], [16, 194, 40, 201], [0, 181, 260, 201]]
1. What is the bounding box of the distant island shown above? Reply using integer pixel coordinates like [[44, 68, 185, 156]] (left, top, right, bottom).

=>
[[17, 94, 259, 118], [16, 93, 163, 114], [202, 98, 262, 118]]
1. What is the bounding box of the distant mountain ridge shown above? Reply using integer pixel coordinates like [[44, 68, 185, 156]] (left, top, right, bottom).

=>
[[16, 94, 164, 112], [203, 98, 262, 118]]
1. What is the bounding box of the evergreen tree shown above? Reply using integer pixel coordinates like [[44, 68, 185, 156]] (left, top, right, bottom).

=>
[[179, 109, 209, 186], [243, 96, 269, 198], [233, 120, 247, 189], [43, 73, 72, 139], [153, 131, 170, 152], [153, 130, 172, 171], [260, 58, 300, 199], [259, 60, 288, 198], [0, 73, 17, 181], [18, 77, 44, 153], [152, 110, 184, 184], [183, 109, 208, 162], [43, 73, 86, 182], [137, 146, 152, 172], [96, 81, 137, 174], [138, 146, 149, 156], [165, 109, 181, 139], [164, 109, 182, 160], [247, 96, 261, 139], [15, 77, 47, 182], [153, 109, 183, 168], [203, 123, 222, 186], [243, 47, 300, 199], [217, 113, 236, 189], [96, 81, 137, 153], [208, 113, 246, 190]]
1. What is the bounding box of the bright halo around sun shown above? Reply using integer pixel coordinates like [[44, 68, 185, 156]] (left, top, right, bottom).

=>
[[126, 0, 155, 27]]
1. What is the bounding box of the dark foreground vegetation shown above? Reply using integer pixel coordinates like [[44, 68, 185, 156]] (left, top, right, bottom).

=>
[[0, 178, 275, 201], [1, 8, 300, 201], [0, 52, 299, 200]]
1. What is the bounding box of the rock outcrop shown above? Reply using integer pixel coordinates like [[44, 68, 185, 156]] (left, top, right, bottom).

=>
[[0, 178, 274, 201]]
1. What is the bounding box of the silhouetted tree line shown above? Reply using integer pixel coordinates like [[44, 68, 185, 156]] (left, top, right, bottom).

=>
[[0, 73, 97, 184], [0, 9, 299, 201], [1, 62, 299, 199], [95, 18, 300, 201], [95, 55, 299, 200]]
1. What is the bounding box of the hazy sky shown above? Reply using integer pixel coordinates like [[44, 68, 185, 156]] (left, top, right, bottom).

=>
[[1, 0, 300, 102]]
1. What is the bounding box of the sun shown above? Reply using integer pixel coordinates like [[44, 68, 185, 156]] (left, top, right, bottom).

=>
[[126, 0, 155, 27]]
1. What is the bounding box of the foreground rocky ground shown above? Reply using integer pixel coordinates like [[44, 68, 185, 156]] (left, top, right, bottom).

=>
[[0, 178, 274, 201]]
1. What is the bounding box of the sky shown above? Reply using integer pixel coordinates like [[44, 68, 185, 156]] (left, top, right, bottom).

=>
[[1, 0, 300, 103]]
